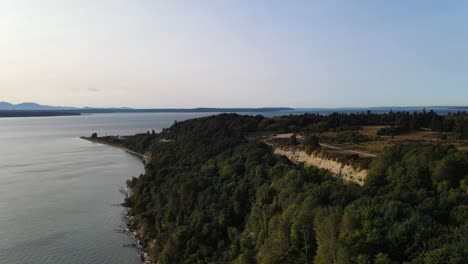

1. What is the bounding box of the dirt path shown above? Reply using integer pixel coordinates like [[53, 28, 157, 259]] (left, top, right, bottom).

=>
[[319, 143, 376, 157]]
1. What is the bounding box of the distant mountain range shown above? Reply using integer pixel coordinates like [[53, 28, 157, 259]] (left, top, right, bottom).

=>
[[1, 101, 466, 114], [0, 102, 77, 111], [0, 102, 293, 113]]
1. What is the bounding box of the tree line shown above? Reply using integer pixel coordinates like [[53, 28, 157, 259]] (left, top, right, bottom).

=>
[[259, 110, 468, 139]]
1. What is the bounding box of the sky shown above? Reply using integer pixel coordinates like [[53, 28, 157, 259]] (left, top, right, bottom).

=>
[[0, 0, 467, 108]]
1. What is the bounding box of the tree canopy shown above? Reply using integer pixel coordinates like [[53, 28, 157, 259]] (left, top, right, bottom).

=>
[[116, 113, 467, 263]]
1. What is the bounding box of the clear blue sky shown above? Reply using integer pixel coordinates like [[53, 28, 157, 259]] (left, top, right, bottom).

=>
[[1, 0, 467, 108]]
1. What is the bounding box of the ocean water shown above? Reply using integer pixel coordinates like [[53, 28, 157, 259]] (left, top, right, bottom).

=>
[[0, 113, 214, 264]]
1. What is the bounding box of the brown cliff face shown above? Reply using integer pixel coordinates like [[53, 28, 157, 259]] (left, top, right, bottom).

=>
[[271, 146, 367, 186]]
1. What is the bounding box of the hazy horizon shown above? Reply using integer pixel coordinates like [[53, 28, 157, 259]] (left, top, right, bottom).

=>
[[1, 1, 467, 108], [1, 100, 467, 110]]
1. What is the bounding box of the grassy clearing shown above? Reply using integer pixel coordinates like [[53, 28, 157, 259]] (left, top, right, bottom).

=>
[[323, 126, 468, 155], [265, 125, 468, 160]]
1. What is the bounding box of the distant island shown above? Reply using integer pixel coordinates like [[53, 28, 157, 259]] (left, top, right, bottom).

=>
[[0, 110, 80, 118], [75, 107, 294, 114], [0, 101, 294, 117], [1, 101, 467, 118]]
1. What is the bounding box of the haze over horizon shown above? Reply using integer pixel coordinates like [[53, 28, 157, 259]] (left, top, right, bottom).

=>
[[1, 1, 467, 108], [1, 100, 467, 111]]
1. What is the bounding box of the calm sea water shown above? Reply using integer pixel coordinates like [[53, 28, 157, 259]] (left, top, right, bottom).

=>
[[0, 113, 214, 264]]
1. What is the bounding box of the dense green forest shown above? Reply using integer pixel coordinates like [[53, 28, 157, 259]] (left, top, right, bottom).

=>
[[102, 111, 468, 155], [108, 113, 467, 263]]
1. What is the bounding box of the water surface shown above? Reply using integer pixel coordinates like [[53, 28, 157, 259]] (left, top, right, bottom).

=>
[[0, 113, 212, 264]]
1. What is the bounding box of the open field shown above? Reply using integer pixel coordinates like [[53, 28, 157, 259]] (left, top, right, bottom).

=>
[[264, 126, 468, 160], [337, 127, 468, 154]]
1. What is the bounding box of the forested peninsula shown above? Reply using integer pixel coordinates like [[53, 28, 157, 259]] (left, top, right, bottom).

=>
[[91, 112, 467, 263], [0, 110, 80, 118]]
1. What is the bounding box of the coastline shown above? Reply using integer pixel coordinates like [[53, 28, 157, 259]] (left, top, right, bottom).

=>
[[80, 136, 150, 162], [80, 136, 153, 263], [121, 212, 153, 264]]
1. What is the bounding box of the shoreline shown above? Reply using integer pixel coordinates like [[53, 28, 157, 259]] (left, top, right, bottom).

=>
[[121, 212, 153, 264], [80, 136, 150, 161], [80, 136, 153, 263]]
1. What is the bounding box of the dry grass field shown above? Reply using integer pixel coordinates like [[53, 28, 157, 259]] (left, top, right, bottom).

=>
[[319, 126, 468, 156], [258, 125, 468, 161]]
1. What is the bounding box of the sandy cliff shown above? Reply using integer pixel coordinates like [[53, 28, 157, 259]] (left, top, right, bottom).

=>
[[272, 146, 367, 186]]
